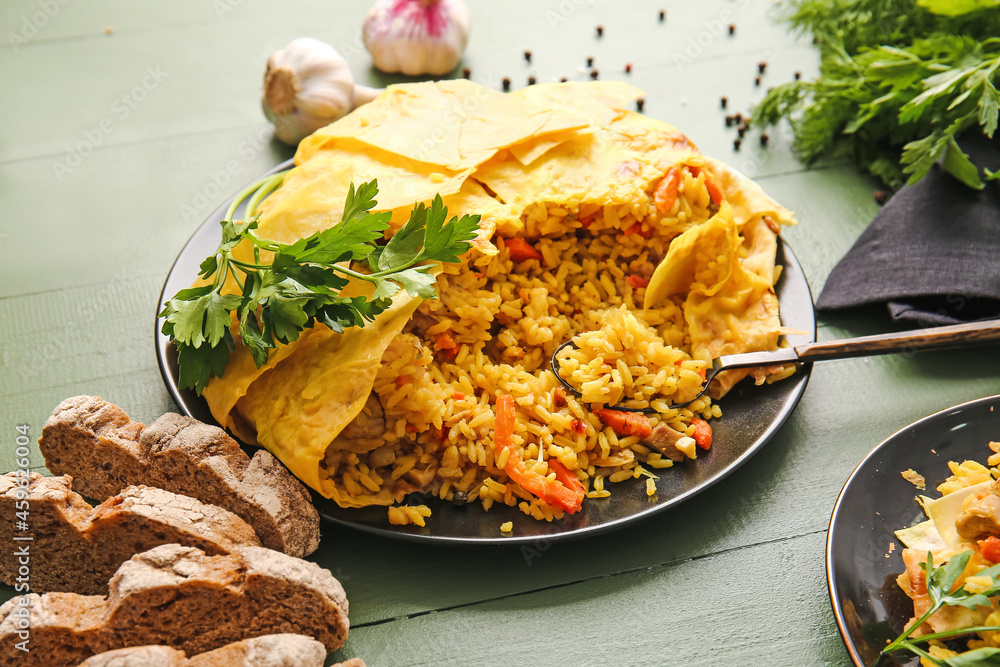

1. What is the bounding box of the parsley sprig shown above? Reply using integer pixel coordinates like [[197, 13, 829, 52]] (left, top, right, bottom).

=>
[[755, 0, 1000, 190], [159, 172, 480, 394], [876, 550, 1000, 666]]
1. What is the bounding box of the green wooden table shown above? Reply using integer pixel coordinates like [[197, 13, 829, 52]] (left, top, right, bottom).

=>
[[2, 1, 998, 664]]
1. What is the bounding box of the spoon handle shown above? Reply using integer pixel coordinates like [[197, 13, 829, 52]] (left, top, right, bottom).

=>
[[793, 319, 1000, 363]]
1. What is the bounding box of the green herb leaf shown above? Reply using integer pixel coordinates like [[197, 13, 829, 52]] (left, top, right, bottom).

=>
[[942, 135, 986, 189], [918, 0, 1000, 17], [161, 173, 481, 394], [943, 647, 1000, 666], [390, 266, 440, 300]]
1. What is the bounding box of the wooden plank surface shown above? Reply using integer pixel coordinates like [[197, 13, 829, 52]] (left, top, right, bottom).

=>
[[2, 1, 999, 665]]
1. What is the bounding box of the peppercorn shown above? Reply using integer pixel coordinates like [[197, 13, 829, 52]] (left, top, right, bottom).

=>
[[728, 23, 735, 35], [596, 25, 604, 37], [794, 71, 802, 80], [636, 98, 645, 112], [754, 75, 761, 86], [725, 115, 734, 127], [760, 133, 770, 147], [758, 61, 767, 74], [528, 75, 536, 85], [462, 67, 471, 79], [625, 63, 632, 73], [502, 77, 511, 91], [590, 68, 599, 80], [452, 490, 468, 506], [734, 113, 743, 124], [659, 9, 665, 21], [587, 56, 594, 67], [733, 138, 742, 151], [737, 124, 747, 138], [560, 76, 568, 82], [720, 96, 728, 109], [524, 50, 532, 63]]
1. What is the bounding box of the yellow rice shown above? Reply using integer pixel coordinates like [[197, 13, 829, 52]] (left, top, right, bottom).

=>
[[319, 170, 740, 521]]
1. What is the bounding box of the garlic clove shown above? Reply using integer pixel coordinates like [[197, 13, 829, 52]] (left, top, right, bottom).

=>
[[363, 0, 471, 77], [262, 37, 383, 145]]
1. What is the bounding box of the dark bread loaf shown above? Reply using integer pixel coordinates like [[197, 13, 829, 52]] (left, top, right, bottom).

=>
[[0, 544, 349, 667], [76, 634, 327, 666], [39, 396, 321, 557], [0, 473, 259, 595]]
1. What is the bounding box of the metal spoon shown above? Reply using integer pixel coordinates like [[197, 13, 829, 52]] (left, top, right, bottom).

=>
[[551, 319, 1000, 413]]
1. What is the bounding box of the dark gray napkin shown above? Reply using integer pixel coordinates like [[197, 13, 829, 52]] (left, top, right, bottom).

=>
[[816, 134, 1000, 325]]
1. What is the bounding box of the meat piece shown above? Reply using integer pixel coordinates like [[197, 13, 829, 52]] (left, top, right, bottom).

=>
[[956, 486, 1000, 541], [642, 424, 687, 462], [340, 394, 386, 440]]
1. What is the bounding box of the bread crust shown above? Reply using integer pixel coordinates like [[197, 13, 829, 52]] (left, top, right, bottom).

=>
[[0, 473, 259, 595], [39, 396, 321, 557], [76, 634, 327, 666], [0, 545, 349, 667]]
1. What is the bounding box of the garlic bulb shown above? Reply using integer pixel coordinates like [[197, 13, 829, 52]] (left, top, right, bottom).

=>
[[363, 0, 471, 76], [262, 37, 381, 145]]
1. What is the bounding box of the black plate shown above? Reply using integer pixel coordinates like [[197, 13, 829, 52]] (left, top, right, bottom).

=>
[[156, 160, 815, 545], [827, 394, 1000, 666]]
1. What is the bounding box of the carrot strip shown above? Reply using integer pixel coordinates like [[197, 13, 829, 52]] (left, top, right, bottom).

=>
[[627, 275, 649, 289], [505, 238, 543, 262], [494, 395, 583, 514], [653, 167, 681, 213], [691, 418, 712, 450], [594, 408, 653, 438]]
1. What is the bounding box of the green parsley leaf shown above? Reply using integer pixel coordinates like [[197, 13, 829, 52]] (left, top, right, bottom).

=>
[[390, 266, 440, 300], [160, 174, 481, 394]]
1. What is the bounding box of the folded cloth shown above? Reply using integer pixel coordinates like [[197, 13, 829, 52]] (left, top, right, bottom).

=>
[[816, 133, 1000, 325]]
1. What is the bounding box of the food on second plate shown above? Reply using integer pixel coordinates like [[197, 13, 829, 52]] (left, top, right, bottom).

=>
[[887, 441, 1000, 663], [0, 473, 260, 595], [0, 544, 350, 667], [198, 80, 797, 523], [39, 395, 320, 557], [77, 634, 330, 667]]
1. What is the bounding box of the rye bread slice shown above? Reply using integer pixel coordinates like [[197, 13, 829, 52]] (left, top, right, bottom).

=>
[[0, 473, 259, 595], [0, 544, 349, 667], [76, 634, 327, 666], [39, 396, 321, 557]]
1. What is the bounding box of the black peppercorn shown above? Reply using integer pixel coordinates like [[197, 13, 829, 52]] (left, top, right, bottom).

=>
[[760, 133, 770, 147], [560, 76, 568, 82], [462, 67, 471, 79], [625, 63, 632, 73], [734, 113, 743, 124], [587, 56, 594, 67], [758, 61, 767, 74], [659, 9, 665, 21], [528, 75, 536, 85], [733, 138, 742, 151], [794, 71, 802, 80], [636, 98, 645, 112], [524, 50, 532, 63], [502, 77, 511, 91], [596, 25, 603, 37], [728, 23, 735, 35], [737, 124, 747, 138], [720, 96, 728, 110], [754, 75, 761, 87], [590, 68, 599, 80]]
